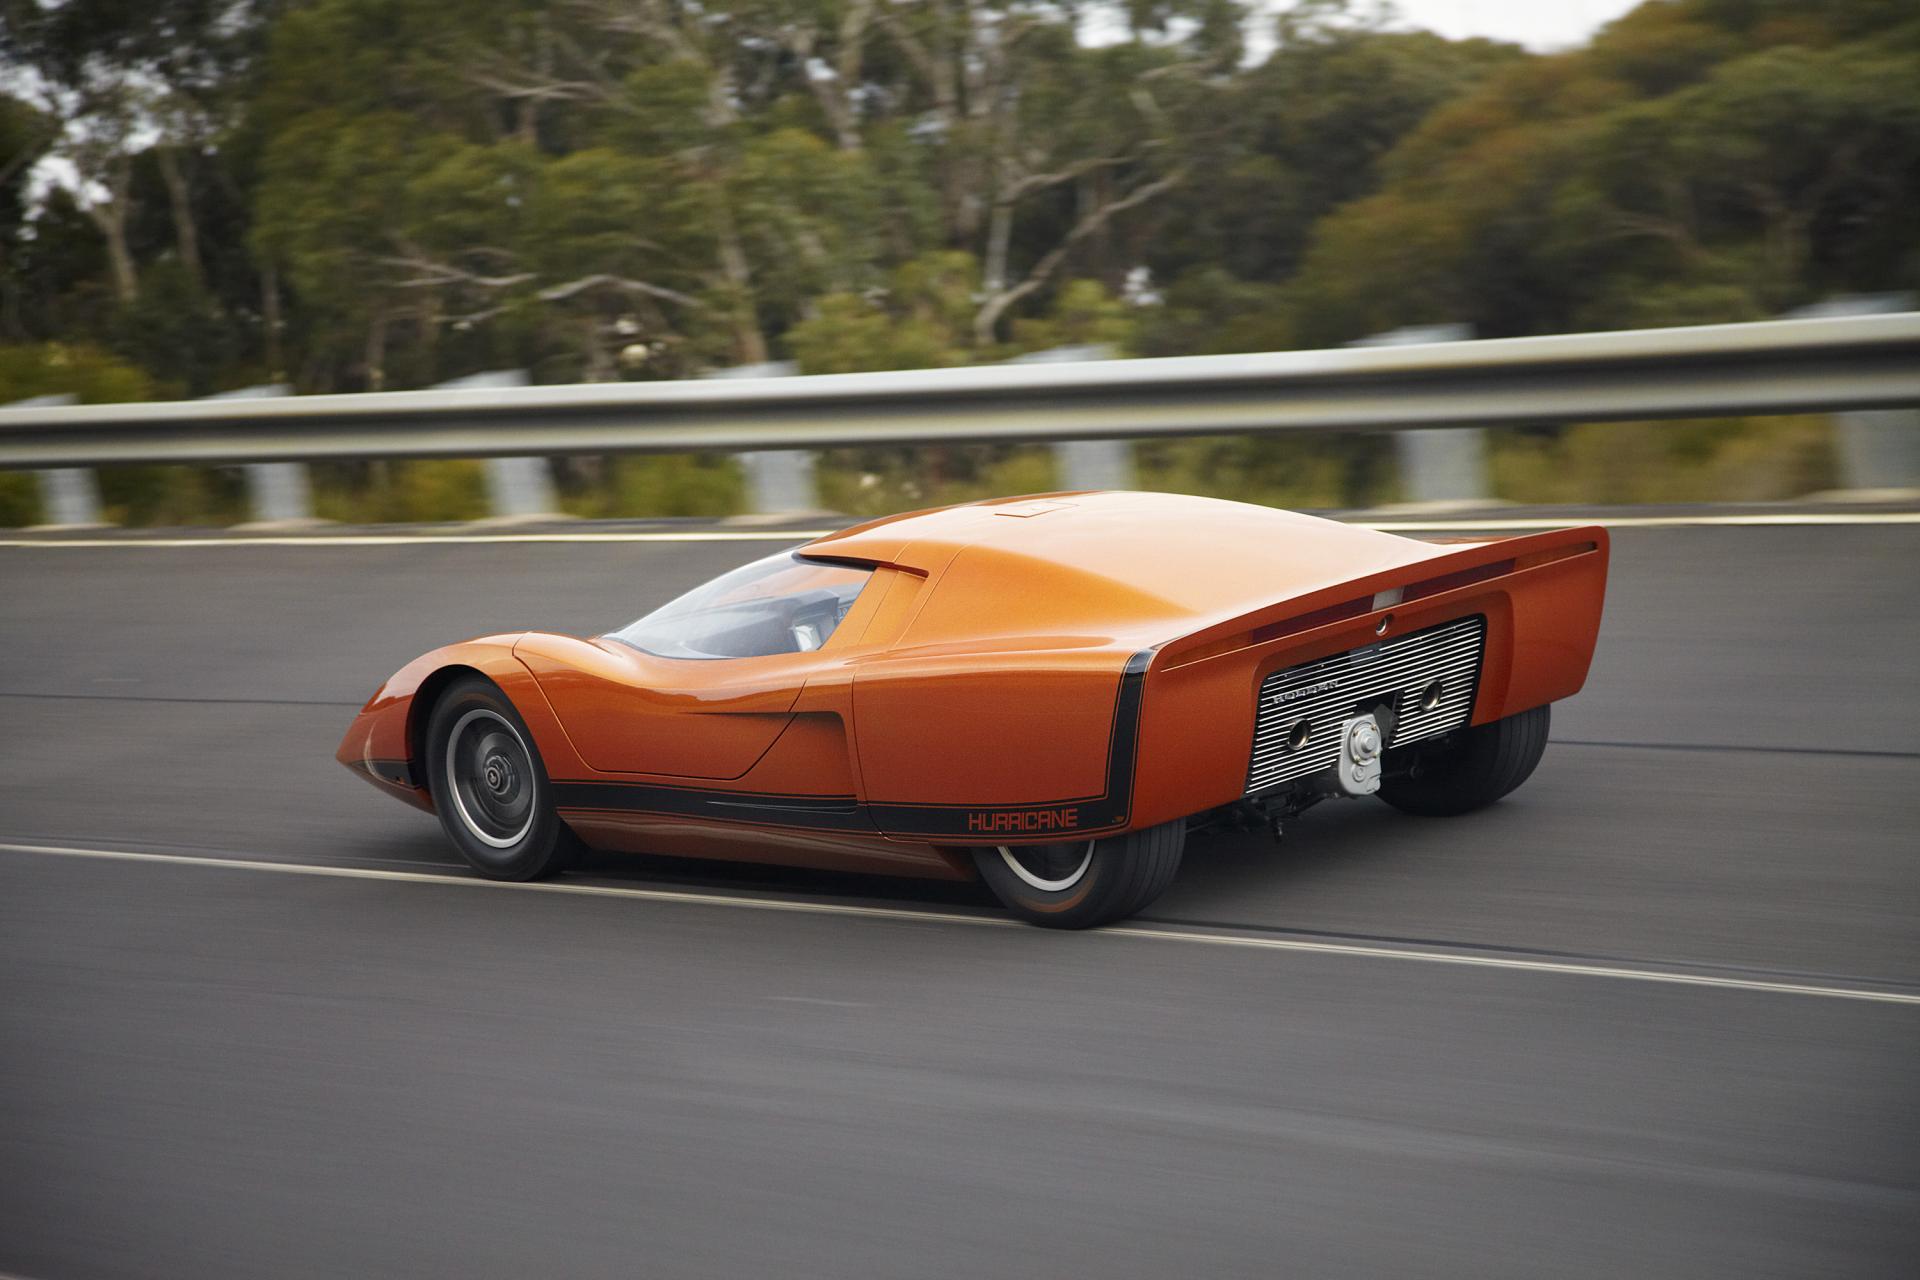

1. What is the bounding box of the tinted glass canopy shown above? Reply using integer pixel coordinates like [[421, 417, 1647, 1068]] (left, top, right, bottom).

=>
[[608, 551, 871, 660]]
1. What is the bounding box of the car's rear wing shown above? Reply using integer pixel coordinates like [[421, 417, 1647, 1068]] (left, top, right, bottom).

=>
[[1156, 525, 1606, 670]]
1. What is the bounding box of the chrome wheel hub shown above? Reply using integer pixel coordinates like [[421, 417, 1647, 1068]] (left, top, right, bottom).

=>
[[445, 709, 537, 849]]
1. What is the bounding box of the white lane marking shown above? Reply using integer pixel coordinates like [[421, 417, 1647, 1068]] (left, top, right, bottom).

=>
[[2, 511, 1918, 549], [0, 841, 1022, 927], [4, 842, 1917, 1007], [1099, 925, 1920, 1006]]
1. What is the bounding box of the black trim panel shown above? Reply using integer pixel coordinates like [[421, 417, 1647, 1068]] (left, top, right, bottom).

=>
[[548, 649, 1154, 841], [362, 758, 418, 789], [551, 782, 866, 831]]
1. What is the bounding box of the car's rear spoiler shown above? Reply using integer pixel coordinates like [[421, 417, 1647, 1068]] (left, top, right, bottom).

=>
[[1155, 525, 1608, 671]]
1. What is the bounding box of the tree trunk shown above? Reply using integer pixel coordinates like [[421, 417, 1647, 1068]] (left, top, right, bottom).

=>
[[973, 168, 1187, 344], [85, 192, 138, 304], [155, 147, 206, 291], [0, 243, 20, 338], [98, 213, 138, 303], [582, 315, 616, 382], [880, 0, 967, 240], [709, 191, 769, 365], [826, 0, 876, 151], [365, 308, 389, 391], [262, 260, 284, 378], [983, 191, 1014, 294]]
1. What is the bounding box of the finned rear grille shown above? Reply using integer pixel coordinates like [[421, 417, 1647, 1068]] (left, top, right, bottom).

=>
[[1245, 614, 1486, 794]]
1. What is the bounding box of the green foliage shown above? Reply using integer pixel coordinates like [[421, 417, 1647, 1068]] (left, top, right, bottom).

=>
[[1491, 417, 1837, 504], [0, 472, 36, 526], [788, 252, 983, 373], [1280, 0, 1920, 343], [93, 465, 252, 527], [1010, 280, 1135, 352], [1150, 22, 1523, 285], [790, 258, 1143, 371], [561, 456, 747, 519], [1136, 435, 1395, 509], [2, 0, 1915, 524], [1131, 268, 1293, 357], [0, 341, 154, 403], [815, 446, 1060, 517], [0, 341, 232, 526], [310, 460, 493, 524]]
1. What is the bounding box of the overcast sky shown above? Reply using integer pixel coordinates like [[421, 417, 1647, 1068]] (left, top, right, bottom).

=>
[[1379, 0, 1645, 50]]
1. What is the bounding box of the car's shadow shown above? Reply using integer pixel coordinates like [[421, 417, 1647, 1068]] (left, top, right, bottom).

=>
[[529, 796, 1454, 925]]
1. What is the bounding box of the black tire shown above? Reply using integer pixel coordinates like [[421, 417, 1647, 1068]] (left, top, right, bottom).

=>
[[1377, 703, 1551, 817], [425, 675, 580, 880], [972, 820, 1185, 929]]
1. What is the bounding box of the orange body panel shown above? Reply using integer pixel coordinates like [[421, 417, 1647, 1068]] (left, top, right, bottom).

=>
[[338, 493, 1609, 873], [514, 634, 820, 778]]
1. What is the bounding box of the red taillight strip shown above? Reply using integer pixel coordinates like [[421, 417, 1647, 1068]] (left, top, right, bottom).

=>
[[1244, 596, 1371, 647], [1174, 597, 1372, 666], [1512, 540, 1598, 572], [1401, 558, 1515, 603]]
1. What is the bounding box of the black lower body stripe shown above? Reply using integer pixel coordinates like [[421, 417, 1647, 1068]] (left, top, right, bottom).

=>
[[551, 782, 868, 831]]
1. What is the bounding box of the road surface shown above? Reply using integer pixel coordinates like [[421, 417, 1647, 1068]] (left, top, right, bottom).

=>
[[2, 517, 1916, 1278]]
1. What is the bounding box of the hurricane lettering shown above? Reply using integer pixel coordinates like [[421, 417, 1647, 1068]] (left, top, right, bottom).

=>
[[966, 807, 1081, 833]]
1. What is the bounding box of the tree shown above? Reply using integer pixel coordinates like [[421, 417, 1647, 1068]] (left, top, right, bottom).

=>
[[0, 93, 57, 337], [1276, 0, 1920, 344]]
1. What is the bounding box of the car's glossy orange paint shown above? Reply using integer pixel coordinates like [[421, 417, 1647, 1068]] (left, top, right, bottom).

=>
[[338, 492, 1608, 875]]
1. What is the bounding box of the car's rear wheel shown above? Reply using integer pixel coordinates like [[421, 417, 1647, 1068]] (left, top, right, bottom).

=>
[[426, 675, 579, 880], [1377, 704, 1550, 817], [972, 821, 1184, 929]]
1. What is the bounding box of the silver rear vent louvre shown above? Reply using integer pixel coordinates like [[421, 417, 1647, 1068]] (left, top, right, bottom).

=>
[[1245, 615, 1486, 795]]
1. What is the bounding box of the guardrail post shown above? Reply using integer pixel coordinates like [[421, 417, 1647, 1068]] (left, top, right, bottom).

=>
[[434, 371, 559, 520], [1786, 295, 1920, 497], [1351, 325, 1487, 506], [8, 395, 104, 526], [1007, 345, 1137, 493], [701, 362, 818, 514], [1053, 440, 1134, 491], [40, 463, 104, 526], [202, 384, 312, 524], [738, 450, 817, 515], [487, 454, 558, 519]]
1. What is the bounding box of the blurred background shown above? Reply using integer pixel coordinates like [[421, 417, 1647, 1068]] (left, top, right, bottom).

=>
[[1, 0, 1916, 523], [3, 4, 1919, 1278]]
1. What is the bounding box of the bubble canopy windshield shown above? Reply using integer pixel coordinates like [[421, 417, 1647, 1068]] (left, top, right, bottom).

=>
[[606, 551, 873, 660]]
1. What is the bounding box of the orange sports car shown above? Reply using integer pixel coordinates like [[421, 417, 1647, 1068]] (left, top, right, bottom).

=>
[[338, 492, 1608, 928]]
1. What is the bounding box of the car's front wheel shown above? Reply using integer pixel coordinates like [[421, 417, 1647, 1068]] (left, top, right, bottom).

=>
[[426, 675, 579, 880], [972, 820, 1185, 929], [1377, 703, 1550, 817]]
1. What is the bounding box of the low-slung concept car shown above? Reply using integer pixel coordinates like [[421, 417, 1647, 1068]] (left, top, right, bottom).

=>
[[339, 492, 1608, 927]]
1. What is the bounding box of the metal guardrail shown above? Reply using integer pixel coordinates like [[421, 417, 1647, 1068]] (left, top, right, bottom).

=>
[[2, 314, 1917, 469]]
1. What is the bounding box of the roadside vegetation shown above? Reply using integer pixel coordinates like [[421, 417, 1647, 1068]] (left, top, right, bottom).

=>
[[0, 0, 1913, 524]]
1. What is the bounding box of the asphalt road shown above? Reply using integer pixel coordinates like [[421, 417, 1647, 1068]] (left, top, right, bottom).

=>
[[2, 518, 1917, 1278]]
